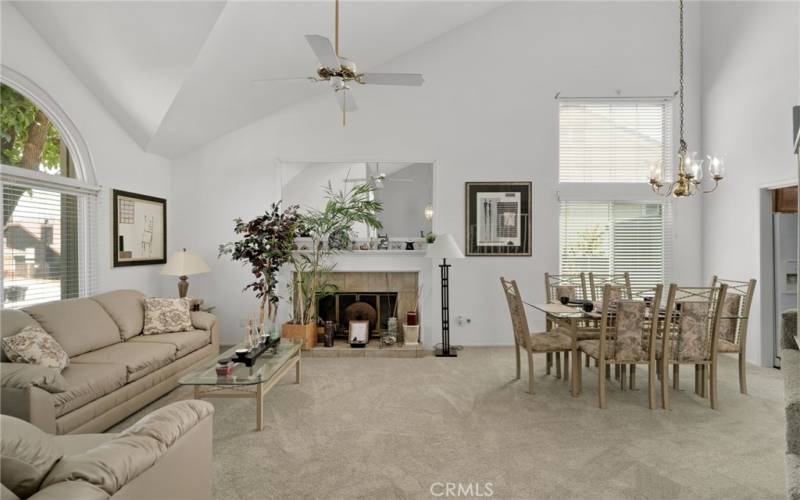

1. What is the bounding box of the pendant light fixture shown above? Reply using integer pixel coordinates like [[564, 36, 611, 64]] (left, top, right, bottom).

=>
[[649, 0, 725, 197]]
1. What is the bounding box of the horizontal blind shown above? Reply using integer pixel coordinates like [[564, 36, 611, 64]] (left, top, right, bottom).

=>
[[2, 170, 98, 308], [559, 100, 671, 183], [560, 201, 665, 292]]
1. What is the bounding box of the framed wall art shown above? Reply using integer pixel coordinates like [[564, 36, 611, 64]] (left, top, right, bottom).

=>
[[465, 182, 532, 256], [112, 189, 167, 267]]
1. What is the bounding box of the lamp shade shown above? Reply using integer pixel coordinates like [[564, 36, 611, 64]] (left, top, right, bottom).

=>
[[160, 249, 210, 276], [425, 233, 464, 260]]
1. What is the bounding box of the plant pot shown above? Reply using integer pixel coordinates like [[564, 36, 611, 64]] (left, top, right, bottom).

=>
[[282, 322, 317, 350], [403, 324, 420, 345]]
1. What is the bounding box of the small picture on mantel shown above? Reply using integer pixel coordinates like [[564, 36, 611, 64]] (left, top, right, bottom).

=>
[[112, 189, 167, 267], [465, 182, 532, 256]]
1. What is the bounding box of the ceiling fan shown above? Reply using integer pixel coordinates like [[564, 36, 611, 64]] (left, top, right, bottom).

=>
[[253, 0, 424, 125], [347, 163, 415, 189]]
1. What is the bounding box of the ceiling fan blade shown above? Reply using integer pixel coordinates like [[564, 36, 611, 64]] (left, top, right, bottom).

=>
[[252, 76, 315, 83], [335, 89, 357, 112], [305, 34, 340, 69], [360, 73, 424, 86]]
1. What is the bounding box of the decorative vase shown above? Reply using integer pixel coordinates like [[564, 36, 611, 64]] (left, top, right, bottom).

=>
[[328, 229, 349, 250], [406, 311, 418, 326], [383, 317, 398, 346], [324, 321, 335, 347]]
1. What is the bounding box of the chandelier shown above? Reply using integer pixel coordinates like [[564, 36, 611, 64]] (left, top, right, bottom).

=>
[[649, 0, 725, 198]]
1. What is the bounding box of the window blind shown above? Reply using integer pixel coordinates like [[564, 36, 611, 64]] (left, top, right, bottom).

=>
[[559, 201, 665, 292], [559, 100, 672, 183], [1, 167, 98, 308]]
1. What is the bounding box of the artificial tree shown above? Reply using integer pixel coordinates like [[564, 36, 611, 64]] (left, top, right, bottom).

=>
[[288, 182, 383, 326], [219, 202, 299, 333]]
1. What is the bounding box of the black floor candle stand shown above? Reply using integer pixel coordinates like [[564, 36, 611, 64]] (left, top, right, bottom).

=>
[[435, 258, 457, 357]]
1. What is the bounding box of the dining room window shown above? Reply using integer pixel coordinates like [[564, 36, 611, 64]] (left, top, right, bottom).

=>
[[1, 82, 98, 308], [559, 201, 665, 292], [559, 100, 672, 183]]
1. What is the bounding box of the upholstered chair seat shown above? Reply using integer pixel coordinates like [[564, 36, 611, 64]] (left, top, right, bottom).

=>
[[528, 332, 573, 352], [717, 339, 739, 353]]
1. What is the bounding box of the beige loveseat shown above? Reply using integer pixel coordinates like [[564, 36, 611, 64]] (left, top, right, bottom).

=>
[[0, 400, 213, 500], [0, 290, 219, 435]]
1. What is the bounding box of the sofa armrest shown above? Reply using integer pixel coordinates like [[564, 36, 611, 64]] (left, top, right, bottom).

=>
[[1, 386, 56, 434], [41, 401, 214, 496], [190, 311, 218, 346], [1, 363, 68, 393], [28, 481, 109, 500]]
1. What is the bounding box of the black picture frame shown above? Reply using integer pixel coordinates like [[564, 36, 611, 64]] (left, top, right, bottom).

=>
[[465, 182, 532, 256], [112, 189, 167, 267]]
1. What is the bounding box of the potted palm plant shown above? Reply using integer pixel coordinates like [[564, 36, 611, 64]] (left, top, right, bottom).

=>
[[219, 202, 299, 337], [283, 182, 383, 348]]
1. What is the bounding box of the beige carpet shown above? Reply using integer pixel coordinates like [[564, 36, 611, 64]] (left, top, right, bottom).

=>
[[111, 348, 785, 499]]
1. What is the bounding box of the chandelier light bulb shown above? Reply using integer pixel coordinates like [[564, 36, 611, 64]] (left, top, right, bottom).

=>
[[707, 155, 725, 180], [648, 160, 663, 186]]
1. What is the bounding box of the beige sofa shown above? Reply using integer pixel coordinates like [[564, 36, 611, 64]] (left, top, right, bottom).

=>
[[0, 400, 213, 500], [0, 290, 219, 435]]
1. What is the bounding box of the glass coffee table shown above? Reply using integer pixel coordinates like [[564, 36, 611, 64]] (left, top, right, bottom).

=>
[[179, 338, 302, 431]]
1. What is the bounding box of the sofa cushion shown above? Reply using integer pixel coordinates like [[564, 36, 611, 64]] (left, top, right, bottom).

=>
[[0, 415, 62, 498], [1, 363, 68, 394], [0, 310, 42, 362], [23, 299, 121, 358], [55, 364, 127, 418], [128, 330, 210, 359], [71, 343, 176, 383], [143, 298, 192, 335], [91, 291, 145, 341], [1, 483, 20, 500], [2, 327, 70, 372]]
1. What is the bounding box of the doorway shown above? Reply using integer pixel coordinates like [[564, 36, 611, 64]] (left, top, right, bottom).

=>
[[763, 186, 798, 367]]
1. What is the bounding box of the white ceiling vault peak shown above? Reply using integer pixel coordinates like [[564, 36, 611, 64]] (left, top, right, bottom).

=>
[[14, 1, 506, 159]]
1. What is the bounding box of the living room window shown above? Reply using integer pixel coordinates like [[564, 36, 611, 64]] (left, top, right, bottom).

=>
[[558, 98, 673, 290], [1, 83, 98, 308], [559, 201, 666, 292]]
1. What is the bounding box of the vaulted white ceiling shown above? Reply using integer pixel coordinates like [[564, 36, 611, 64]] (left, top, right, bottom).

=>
[[14, 1, 505, 158]]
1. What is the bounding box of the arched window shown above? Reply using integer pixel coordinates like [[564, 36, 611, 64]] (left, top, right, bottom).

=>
[[1, 77, 98, 308]]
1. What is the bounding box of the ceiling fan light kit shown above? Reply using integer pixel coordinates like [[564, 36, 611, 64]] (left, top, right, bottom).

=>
[[255, 0, 424, 126], [649, 0, 725, 198]]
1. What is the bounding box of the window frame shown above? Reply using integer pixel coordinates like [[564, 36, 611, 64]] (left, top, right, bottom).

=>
[[1, 69, 99, 307]]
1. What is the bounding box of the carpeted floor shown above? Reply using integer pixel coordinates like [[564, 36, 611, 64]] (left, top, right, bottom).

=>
[[111, 348, 785, 499]]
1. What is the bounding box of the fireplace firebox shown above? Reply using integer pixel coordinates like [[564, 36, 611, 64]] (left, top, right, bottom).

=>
[[317, 292, 398, 338]]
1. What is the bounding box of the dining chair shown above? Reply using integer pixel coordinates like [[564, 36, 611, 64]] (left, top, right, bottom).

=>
[[577, 284, 663, 409], [658, 283, 728, 410], [500, 277, 573, 394], [545, 272, 595, 371], [709, 276, 757, 394]]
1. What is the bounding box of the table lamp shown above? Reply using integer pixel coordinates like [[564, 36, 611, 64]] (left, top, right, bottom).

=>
[[161, 249, 210, 298], [425, 233, 464, 357]]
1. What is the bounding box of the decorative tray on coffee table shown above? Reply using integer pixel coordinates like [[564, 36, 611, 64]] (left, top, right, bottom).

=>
[[234, 337, 281, 367]]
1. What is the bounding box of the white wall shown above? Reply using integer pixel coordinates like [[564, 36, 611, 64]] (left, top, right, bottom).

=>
[[700, 1, 800, 366], [170, 1, 704, 345], [1, 3, 172, 297]]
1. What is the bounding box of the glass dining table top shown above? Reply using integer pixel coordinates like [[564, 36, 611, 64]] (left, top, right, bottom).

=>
[[527, 302, 601, 319], [179, 339, 301, 386]]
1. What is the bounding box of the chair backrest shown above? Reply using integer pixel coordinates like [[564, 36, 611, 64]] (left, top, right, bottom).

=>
[[596, 284, 660, 362], [500, 277, 530, 349], [544, 272, 587, 303], [588, 272, 632, 302], [709, 276, 757, 346], [661, 284, 728, 363]]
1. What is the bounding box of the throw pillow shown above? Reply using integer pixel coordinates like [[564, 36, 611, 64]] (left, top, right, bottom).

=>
[[1, 326, 69, 371], [143, 298, 192, 335]]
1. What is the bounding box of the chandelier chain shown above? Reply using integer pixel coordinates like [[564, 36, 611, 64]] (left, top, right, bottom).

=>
[[678, 0, 686, 153]]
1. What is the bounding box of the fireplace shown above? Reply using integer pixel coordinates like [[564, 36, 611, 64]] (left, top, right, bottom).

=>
[[307, 272, 419, 344], [317, 292, 398, 338]]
